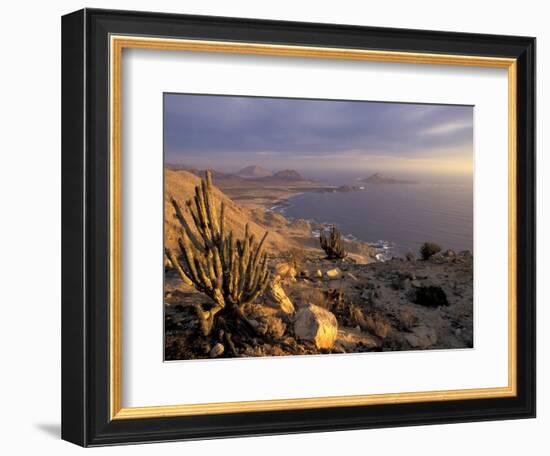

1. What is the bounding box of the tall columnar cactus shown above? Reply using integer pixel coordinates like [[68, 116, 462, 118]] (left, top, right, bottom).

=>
[[320, 225, 346, 259], [165, 171, 270, 336]]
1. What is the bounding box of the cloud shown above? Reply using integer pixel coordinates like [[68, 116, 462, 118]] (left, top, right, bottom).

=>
[[164, 94, 473, 171], [422, 119, 473, 136]]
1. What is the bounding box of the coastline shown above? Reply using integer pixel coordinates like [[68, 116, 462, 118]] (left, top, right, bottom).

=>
[[267, 191, 394, 262]]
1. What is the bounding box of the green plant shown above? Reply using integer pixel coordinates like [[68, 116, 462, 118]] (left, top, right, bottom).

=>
[[419, 242, 442, 260], [320, 225, 346, 259], [165, 171, 270, 336]]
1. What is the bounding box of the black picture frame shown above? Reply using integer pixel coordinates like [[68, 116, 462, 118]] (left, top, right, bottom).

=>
[[62, 8, 536, 447]]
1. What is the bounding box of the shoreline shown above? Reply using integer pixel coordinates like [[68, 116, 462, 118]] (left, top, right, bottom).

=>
[[267, 192, 396, 262]]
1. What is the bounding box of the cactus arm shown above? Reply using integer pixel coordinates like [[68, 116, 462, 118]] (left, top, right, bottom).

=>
[[164, 248, 193, 286]]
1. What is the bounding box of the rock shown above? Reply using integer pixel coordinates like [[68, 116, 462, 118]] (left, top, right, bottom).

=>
[[325, 268, 341, 279], [413, 285, 449, 307], [443, 249, 457, 257], [299, 269, 310, 278], [209, 343, 225, 358], [405, 326, 438, 349], [294, 304, 338, 349], [275, 262, 297, 281], [315, 269, 323, 278], [337, 327, 379, 350], [265, 281, 295, 315]]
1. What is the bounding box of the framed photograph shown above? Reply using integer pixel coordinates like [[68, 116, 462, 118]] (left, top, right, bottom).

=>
[[61, 8, 536, 446]]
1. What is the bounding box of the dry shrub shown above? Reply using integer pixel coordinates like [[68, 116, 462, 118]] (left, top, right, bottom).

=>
[[353, 307, 393, 339], [397, 308, 419, 330], [282, 248, 307, 271], [419, 242, 442, 260]]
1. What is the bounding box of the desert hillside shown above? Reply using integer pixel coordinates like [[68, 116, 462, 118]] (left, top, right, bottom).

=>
[[165, 169, 376, 262], [165, 169, 314, 255]]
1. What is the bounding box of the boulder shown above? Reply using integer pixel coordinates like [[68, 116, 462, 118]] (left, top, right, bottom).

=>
[[209, 343, 225, 358], [315, 269, 323, 278], [325, 268, 341, 279], [275, 262, 297, 281], [294, 304, 338, 349], [265, 281, 295, 315]]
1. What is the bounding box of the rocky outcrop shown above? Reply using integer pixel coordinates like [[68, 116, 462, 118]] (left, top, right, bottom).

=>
[[294, 304, 338, 349], [265, 281, 295, 315], [360, 173, 417, 184], [275, 262, 297, 282]]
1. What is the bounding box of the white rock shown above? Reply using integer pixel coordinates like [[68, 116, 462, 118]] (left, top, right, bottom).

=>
[[294, 304, 338, 349]]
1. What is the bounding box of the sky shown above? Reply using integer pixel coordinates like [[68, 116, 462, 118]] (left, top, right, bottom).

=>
[[164, 93, 473, 182]]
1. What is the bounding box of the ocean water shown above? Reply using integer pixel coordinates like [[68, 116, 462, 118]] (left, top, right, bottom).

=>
[[280, 183, 473, 259]]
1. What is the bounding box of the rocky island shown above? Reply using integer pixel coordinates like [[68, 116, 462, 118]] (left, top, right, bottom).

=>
[[360, 173, 418, 184]]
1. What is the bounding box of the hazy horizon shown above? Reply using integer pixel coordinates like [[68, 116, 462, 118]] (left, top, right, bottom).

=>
[[165, 93, 473, 183]]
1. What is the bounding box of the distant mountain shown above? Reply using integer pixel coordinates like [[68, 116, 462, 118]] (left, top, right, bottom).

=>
[[165, 163, 193, 171], [360, 173, 417, 184], [266, 169, 305, 181], [237, 165, 273, 178]]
